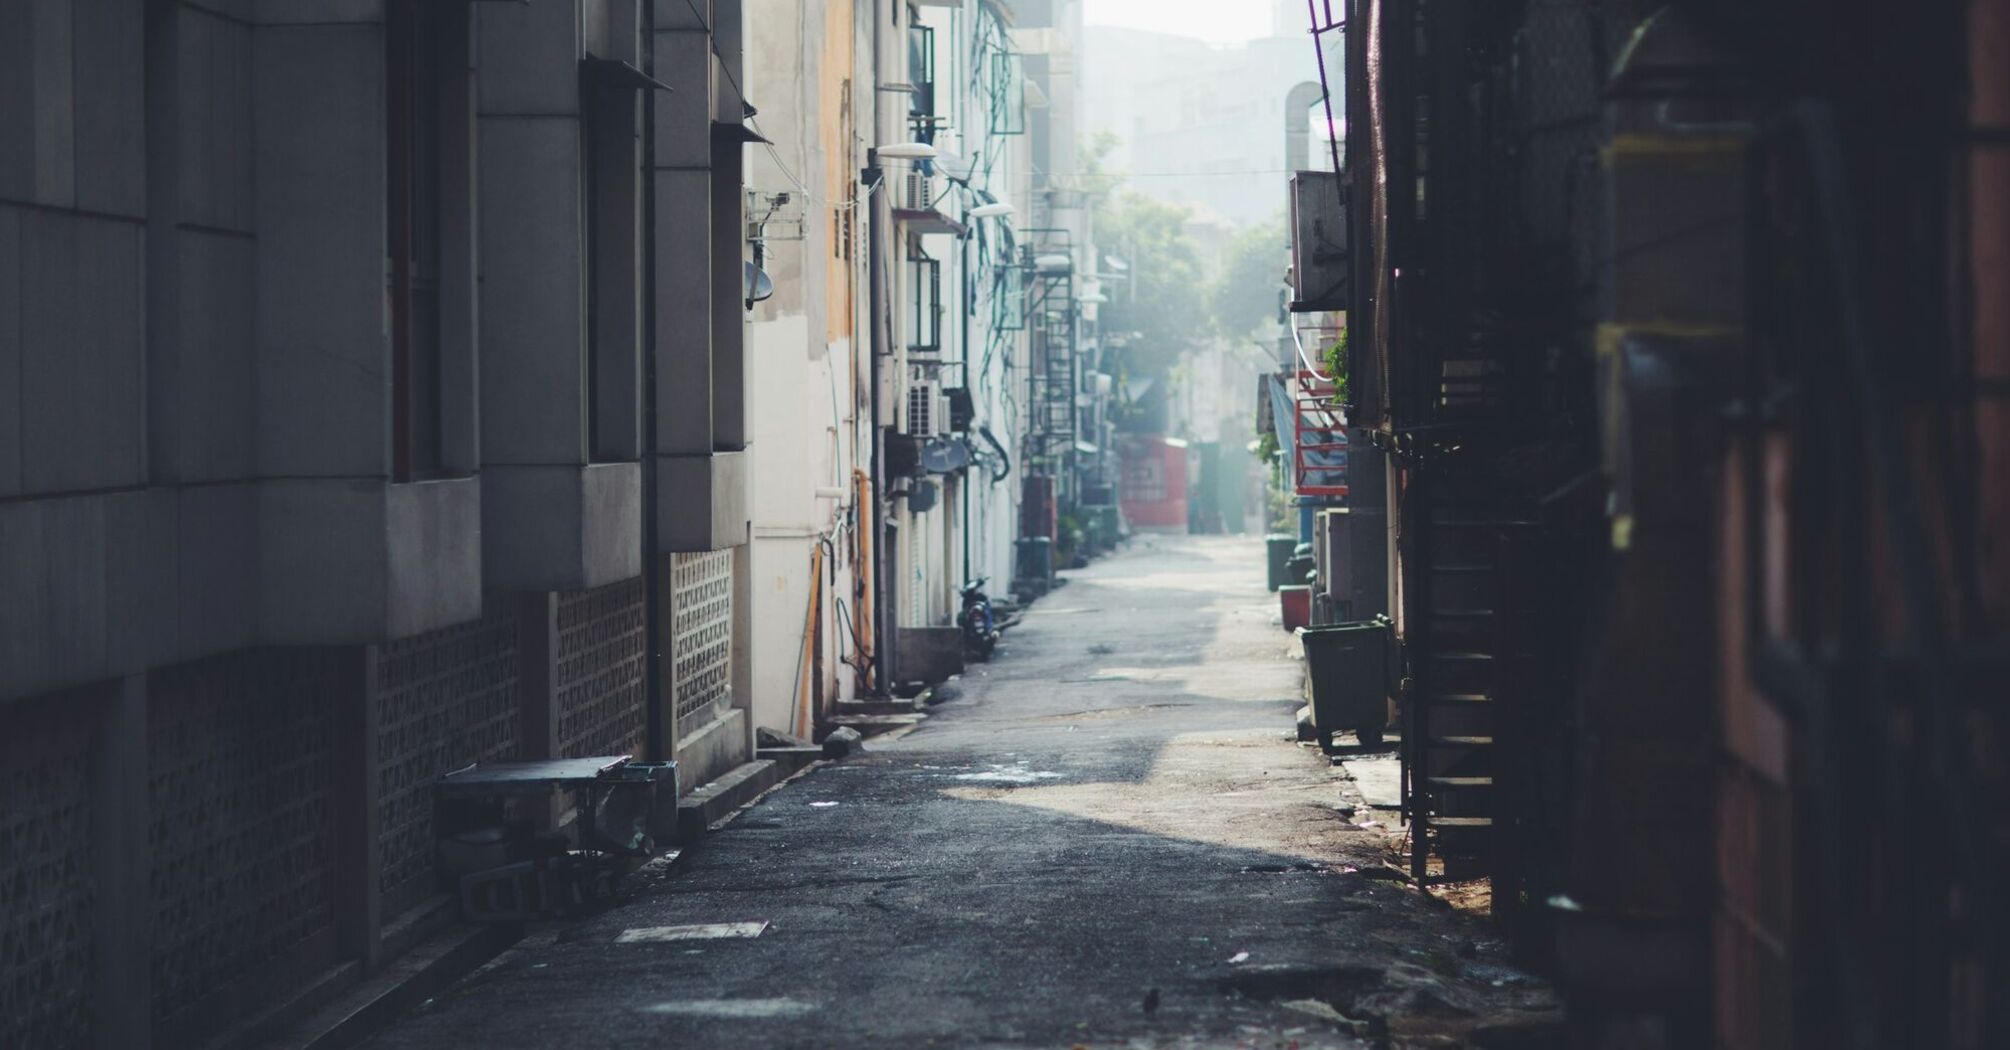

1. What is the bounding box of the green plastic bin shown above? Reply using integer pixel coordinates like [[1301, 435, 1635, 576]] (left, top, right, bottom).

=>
[[1265, 534, 1297, 591], [1298, 617, 1395, 749]]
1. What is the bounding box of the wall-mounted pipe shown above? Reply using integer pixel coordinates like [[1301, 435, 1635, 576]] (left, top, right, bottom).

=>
[[1285, 80, 1325, 173]]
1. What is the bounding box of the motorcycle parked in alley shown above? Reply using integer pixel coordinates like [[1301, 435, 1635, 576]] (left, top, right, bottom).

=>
[[958, 577, 1000, 660]]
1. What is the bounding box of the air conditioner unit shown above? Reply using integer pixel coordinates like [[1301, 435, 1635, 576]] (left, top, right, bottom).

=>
[[901, 169, 936, 212], [905, 381, 940, 437]]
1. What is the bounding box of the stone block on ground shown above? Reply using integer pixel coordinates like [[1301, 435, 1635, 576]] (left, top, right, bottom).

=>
[[820, 726, 863, 758]]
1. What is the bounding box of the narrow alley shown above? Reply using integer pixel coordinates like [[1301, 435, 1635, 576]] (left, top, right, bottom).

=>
[[364, 536, 1554, 1048], [6, 3, 2002, 1047]]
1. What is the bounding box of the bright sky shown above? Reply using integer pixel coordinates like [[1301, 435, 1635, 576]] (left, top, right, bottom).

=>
[[1082, 0, 1274, 45]]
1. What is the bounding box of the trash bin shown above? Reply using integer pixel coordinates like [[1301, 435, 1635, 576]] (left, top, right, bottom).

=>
[[1279, 585, 1312, 632], [1286, 545, 1316, 587], [1265, 534, 1296, 591], [1298, 617, 1394, 749], [1015, 536, 1053, 582]]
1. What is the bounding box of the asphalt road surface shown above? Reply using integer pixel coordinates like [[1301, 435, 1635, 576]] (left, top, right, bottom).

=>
[[366, 534, 1555, 1049]]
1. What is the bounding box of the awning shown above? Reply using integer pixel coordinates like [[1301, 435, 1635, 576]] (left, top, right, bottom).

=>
[[583, 56, 672, 93], [891, 207, 967, 237], [713, 121, 772, 145]]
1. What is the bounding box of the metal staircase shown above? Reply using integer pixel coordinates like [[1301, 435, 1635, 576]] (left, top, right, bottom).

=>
[[1292, 368, 1350, 499], [1021, 238, 1078, 476], [1405, 506, 1501, 880]]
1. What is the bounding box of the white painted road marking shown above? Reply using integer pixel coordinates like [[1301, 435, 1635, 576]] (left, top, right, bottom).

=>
[[616, 921, 769, 943]]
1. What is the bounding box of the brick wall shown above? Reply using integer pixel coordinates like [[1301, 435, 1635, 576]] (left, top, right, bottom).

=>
[[147, 650, 345, 1040], [554, 577, 650, 758], [0, 693, 99, 1050], [670, 551, 734, 726], [374, 613, 521, 919]]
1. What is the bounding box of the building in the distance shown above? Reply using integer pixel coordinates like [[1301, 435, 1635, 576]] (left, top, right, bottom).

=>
[[1082, 0, 1338, 227]]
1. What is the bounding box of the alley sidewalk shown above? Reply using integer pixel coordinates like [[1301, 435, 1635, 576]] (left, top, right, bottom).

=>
[[364, 535, 1555, 1049]]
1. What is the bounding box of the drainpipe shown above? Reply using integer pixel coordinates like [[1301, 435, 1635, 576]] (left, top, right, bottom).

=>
[[867, 167, 890, 695], [962, 204, 975, 585], [1284, 80, 1325, 173], [866, 0, 890, 695], [1973, 0, 2010, 623], [640, 0, 664, 757]]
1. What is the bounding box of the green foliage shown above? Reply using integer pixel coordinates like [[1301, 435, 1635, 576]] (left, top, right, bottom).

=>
[[1077, 131, 1124, 206], [1055, 511, 1085, 566], [1079, 136, 1210, 377], [1321, 329, 1350, 404], [1266, 472, 1295, 532], [1209, 219, 1289, 340], [1096, 193, 1211, 374]]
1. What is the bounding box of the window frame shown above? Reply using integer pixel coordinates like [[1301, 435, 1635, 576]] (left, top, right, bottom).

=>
[[909, 253, 942, 354], [386, 0, 473, 481]]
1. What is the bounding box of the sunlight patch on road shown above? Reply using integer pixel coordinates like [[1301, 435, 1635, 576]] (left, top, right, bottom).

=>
[[642, 998, 817, 1019], [1079, 569, 1250, 593], [617, 921, 769, 944], [939, 730, 1341, 863]]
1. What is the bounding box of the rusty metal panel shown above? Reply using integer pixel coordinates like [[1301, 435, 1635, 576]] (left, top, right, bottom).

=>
[[1714, 764, 1793, 1049]]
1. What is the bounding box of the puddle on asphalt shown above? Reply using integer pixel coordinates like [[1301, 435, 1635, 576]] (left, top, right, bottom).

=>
[[949, 764, 1063, 785]]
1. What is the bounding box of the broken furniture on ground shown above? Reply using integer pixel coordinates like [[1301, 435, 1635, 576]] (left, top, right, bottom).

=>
[[435, 757, 677, 921]]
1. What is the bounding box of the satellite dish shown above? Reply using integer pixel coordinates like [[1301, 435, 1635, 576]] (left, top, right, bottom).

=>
[[906, 480, 938, 512], [743, 261, 773, 305], [1034, 253, 1072, 273], [919, 436, 972, 474]]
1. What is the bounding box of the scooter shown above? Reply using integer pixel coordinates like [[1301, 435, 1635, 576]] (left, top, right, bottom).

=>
[[957, 576, 999, 660]]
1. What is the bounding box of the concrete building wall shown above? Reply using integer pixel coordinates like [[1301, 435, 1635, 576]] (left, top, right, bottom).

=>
[[744, 0, 875, 728], [1, 2, 761, 1046], [877, 1, 1036, 641], [746, 312, 822, 732]]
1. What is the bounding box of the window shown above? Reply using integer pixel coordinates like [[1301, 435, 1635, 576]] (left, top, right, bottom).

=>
[[909, 254, 941, 353], [988, 51, 1025, 136], [386, 0, 469, 480], [907, 24, 936, 145], [583, 61, 643, 462]]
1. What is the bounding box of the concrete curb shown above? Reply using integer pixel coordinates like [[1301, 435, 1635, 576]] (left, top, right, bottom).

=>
[[257, 922, 524, 1050], [263, 747, 860, 1050]]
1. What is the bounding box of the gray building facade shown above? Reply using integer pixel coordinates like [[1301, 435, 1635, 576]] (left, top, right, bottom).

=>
[[0, 1, 754, 1045]]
